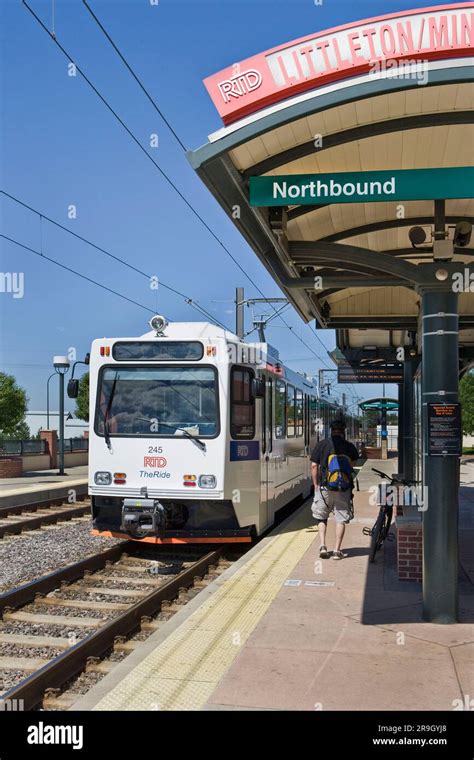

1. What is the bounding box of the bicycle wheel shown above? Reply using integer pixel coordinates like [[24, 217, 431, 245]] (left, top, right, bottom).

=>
[[384, 506, 393, 536], [369, 508, 386, 563]]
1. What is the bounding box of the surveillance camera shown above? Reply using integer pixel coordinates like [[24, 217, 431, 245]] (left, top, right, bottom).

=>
[[408, 226, 427, 248], [454, 221, 472, 248]]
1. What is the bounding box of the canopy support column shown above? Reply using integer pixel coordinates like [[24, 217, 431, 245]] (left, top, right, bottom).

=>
[[421, 288, 459, 624]]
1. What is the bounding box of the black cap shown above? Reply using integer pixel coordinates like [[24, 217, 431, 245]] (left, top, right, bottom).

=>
[[330, 417, 346, 431]]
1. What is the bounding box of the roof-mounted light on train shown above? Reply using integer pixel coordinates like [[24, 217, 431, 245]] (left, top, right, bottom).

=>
[[100, 346, 111, 357], [149, 314, 168, 336]]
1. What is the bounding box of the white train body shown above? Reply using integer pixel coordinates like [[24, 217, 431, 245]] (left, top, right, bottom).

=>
[[88, 320, 347, 544]]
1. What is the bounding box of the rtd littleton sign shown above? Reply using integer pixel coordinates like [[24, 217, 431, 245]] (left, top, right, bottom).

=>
[[249, 168, 474, 206], [204, 3, 474, 124]]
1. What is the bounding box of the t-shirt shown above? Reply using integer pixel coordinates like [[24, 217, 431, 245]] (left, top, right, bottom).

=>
[[310, 435, 359, 471]]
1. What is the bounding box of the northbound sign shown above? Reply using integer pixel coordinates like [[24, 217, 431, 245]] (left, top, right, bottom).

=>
[[249, 167, 474, 206]]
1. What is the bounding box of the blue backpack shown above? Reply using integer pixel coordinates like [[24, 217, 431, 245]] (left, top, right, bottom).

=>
[[324, 453, 353, 491]]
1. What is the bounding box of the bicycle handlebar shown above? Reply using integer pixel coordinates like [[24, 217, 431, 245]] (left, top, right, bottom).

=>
[[371, 467, 419, 487], [371, 467, 390, 479]]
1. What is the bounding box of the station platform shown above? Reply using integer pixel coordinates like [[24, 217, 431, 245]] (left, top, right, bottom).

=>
[[0, 466, 88, 508], [72, 460, 474, 712]]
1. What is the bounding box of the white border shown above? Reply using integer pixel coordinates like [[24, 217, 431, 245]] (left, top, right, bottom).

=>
[[207, 57, 474, 144]]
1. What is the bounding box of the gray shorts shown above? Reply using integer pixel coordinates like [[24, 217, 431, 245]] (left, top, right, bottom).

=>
[[311, 487, 353, 524]]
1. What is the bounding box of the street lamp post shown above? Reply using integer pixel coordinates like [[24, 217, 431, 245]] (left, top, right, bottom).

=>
[[53, 356, 70, 476], [46, 372, 57, 429]]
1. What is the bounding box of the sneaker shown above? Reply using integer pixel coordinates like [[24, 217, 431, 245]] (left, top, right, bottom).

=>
[[319, 545, 330, 559], [332, 550, 345, 560]]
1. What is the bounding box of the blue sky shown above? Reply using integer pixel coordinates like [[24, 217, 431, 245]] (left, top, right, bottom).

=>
[[0, 0, 418, 417]]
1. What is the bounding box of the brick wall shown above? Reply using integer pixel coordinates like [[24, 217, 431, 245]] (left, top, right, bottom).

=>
[[39, 430, 58, 469], [0, 457, 23, 478], [397, 526, 423, 581]]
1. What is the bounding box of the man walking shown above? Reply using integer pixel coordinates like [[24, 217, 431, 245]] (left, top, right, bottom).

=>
[[311, 417, 359, 560]]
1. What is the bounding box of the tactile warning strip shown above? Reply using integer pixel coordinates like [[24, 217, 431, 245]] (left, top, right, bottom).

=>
[[93, 507, 317, 710]]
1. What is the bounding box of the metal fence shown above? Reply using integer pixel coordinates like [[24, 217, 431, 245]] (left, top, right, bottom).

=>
[[0, 438, 88, 455], [0, 440, 47, 455], [63, 438, 89, 452]]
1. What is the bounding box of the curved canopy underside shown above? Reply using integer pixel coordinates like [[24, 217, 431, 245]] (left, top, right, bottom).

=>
[[189, 62, 474, 361]]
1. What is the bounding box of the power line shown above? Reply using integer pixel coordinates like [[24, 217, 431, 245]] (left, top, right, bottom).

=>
[[2, 190, 229, 331], [76, 1, 339, 372], [82, 0, 187, 151], [22, 0, 332, 371], [1, 233, 156, 313]]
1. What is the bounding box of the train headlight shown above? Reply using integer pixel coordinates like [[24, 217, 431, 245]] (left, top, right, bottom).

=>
[[198, 474, 217, 489], [94, 471, 112, 485]]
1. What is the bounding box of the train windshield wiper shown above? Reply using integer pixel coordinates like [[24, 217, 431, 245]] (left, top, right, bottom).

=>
[[103, 372, 119, 451], [138, 418, 206, 451]]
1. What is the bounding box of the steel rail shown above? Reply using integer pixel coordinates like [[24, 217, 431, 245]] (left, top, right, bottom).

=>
[[1, 548, 222, 710]]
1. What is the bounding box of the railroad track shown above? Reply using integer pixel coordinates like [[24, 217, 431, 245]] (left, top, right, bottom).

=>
[[0, 543, 229, 710], [0, 497, 91, 539]]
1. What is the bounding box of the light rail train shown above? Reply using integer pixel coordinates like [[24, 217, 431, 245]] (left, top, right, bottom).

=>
[[85, 317, 360, 544]]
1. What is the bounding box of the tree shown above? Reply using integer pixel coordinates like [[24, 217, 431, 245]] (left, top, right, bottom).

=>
[[460, 372, 474, 435], [75, 372, 89, 422], [0, 372, 29, 437]]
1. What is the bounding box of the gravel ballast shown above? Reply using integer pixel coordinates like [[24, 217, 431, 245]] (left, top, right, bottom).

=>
[[0, 521, 124, 592]]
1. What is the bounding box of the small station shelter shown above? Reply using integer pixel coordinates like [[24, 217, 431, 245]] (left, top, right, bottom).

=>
[[359, 397, 399, 460], [189, 3, 474, 623]]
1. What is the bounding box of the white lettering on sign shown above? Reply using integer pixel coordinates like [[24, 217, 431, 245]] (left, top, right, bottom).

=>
[[272, 177, 396, 200], [205, 6, 474, 123], [237, 445, 249, 457], [218, 69, 262, 102], [266, 10, 474, 88]]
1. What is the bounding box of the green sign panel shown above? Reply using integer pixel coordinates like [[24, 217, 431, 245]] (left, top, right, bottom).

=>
[[249, 167, 474, 206]]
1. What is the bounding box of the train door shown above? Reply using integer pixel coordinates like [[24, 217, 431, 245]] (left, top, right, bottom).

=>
[[260, 374, 273, 527]]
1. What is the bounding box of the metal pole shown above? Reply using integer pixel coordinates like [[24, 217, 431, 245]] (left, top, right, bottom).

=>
[[403, 358, 417, 482], [381, 404, 388, 460], [398, 382, 404, 476], [236, 287, 245, 339], [58, 372, 65, 476], [46, 372, 56, 429], [421, 288, 459, 623]]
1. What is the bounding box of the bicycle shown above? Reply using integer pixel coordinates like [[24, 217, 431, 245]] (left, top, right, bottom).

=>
[[364, 468, 418, 563]]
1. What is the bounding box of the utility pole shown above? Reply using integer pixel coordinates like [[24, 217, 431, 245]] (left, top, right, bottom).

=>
[[236, 287, 245, 339]]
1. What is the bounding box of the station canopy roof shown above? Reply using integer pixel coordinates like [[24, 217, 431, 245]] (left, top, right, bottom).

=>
[[359, 398, 399, 411], [189, 3, 474, 361]]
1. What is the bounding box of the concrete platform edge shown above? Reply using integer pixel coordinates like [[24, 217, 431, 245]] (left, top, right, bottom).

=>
[[0, 480, 88, 508]]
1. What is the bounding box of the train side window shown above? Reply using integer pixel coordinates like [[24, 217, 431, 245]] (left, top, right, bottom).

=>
[[230, 367, 255, 439], [287, 385, 296, 437], [296, 389, 303, 437], [275, 379, 286, 439], [268, 378, 273, 452]]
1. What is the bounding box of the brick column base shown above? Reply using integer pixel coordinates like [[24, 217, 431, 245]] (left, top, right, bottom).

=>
[[40, 430, 58, 469], [0, 457, 23, 478], [397, 525, 423, 581]]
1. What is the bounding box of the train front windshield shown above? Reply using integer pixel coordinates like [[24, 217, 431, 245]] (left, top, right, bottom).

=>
[[95, 366, 219, 438]]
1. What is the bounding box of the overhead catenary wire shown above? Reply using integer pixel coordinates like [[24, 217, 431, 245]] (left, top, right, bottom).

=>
[[1, 191, 229, 331], [77, 1, 345, 375], [2, 233, 157, 314], [82, 0, 187, 151], [23, 0, 360, 389], [22, 1, 335, 373]]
